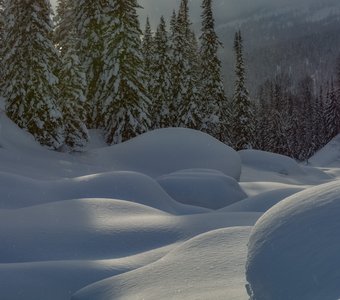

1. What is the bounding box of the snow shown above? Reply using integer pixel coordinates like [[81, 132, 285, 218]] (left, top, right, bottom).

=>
[[310, 134, 340, 167], [220, 187, 303, 212], [71, 227, 252, 300], [239, 149, 331, 184], [246, 180, 340, 300], [157, 169, 247, 209], [1, 112, 340, 299], [93, 128, 242, 180]]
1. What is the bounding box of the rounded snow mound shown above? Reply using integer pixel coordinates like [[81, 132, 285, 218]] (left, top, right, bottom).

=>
[[239, 149, 306, 176], [157, 169, 247, 209], [221, 187, 302, 213], [246, 180, 340, 300], [94, 128, 241, 180], [0, 171, 208, 214], [71, 227, 251, 300]]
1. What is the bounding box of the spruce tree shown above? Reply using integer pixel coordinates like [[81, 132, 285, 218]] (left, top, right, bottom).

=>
[[232, 31, 254, 150], [142, 17, 154, 97], [171, 0, 201, 128], [58, 31, 89, 151], [0, 0, 4, 46], [101, 0, 150, 144], [1, 0, 64, 149], [199, 0, 228, 141], [54, 0, 74, 55], [178, 30, 202, 129], [150, 16, 173, 128], [325, 80, 339, 142], [73, 1, 106, 128]]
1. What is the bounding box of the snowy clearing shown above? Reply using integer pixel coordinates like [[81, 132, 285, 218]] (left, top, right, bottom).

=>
[[0, 114, 339, 299]]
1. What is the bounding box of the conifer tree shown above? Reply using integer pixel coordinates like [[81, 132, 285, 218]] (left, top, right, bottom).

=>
[[1, 0, 64, 149], [171, 0, 201, 128], [58, 31, 89, 151], [150, 16, 173, 128], [101, 0, 150, 144], [54, 0, 74, 55], [325, 80, 339, 142], [142, 17, 154, 96], [232, 31, 254, 150], [73, 1, 106, 128], [0, 0, 4, 46], [178, 30, 202, 129], [199, 0, 228, 141]]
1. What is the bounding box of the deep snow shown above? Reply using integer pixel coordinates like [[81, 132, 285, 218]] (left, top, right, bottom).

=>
[[0, 113, 339, 299], [246, 180, 340, 300]]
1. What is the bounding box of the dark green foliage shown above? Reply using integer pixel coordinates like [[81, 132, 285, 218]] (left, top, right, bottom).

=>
[[199, 0, 228, 140], [232, 31, 254, 150], [1, 0, 64, 149], [101, 0, 150, 144], [73, 0, 107, 128]]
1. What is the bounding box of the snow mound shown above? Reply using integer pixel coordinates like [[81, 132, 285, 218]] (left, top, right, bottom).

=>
[[246, 180, 340, 300], [0, 246, 172, 300], [0, 198, 259, 263], [0, 171, 208, 214], [157, 169, 247, 209], [71, 227, 252, 300], [239, 149, 331, 184], [240, 149, 306, 175], [93, 128, 241, 179], [0, 111, 42, 151], [221, 187, 302, 212], [310, 134, 340, 167]]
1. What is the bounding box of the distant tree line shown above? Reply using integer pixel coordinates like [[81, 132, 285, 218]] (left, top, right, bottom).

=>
[[0, 0, 339, 160], [253, 60, 340, 161]]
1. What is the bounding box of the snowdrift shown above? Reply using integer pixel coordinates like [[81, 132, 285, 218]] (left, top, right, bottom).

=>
[[0, 171, 208, 214], [0, 198, 260, 264], [310, 134, 340, 167], [157, 169, 247, 209], [93, 128, 242, 179], [71, 227, 252, 300], [221, 187, 302, 213], [246, 180, 340, 300], [239, 149, 331, 184]]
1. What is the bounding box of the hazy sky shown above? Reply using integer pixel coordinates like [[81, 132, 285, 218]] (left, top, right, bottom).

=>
[[50, 0, 338, 28]]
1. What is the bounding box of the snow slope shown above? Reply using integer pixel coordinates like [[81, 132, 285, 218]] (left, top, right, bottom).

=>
[[72, 227, 252, 300], [1, 113, 340, 299], [246, 180, 340, 300]]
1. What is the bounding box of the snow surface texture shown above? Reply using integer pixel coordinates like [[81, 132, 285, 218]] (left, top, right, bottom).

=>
[[246, 180, 340, 300], [239, 149, 331, 184], [1, 113, 339, 299], [157, 169, 247, 209]]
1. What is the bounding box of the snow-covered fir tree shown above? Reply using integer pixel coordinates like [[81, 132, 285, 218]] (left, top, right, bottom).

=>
[[232, 30, 254, 150], [58, 31, 89, 151], [101, 0, 150, 144], [325, 80, 340, 142], [199, 0, 228, 142], [142, 17, 154, 99], [0, 0, 4, 44], [1, 0, 64, 149], [54, 0, 74, 55], [178, 30, 202, 129], [171, 0, 201, 128], [73, 1, 106, 128], [0, 0, 5, 82], [149, 16, 173, 129]]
